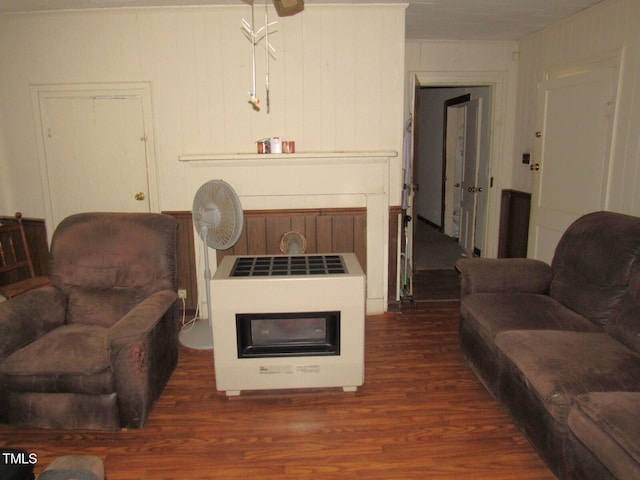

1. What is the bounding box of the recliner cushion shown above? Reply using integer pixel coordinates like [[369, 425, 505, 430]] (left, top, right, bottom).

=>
[[606, 265, 640, 356], [0, 324, 114, 394], [50, 213, 178, 327], [567, 392, 640, 480], [495, 330, 640, 424], [65, 288, 141, 329]]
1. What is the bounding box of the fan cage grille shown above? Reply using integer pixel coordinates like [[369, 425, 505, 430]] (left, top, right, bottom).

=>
[[193, 180, 243, 250]]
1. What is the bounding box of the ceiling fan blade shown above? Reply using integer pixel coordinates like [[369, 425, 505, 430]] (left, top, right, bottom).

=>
[[272, 0, 304, 17]]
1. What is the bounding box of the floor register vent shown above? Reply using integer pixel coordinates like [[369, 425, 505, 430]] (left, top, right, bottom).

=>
[[230, 255, 347, 277]]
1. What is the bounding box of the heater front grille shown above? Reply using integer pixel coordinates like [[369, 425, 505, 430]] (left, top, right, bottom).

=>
[[230, 255, 347, 277]]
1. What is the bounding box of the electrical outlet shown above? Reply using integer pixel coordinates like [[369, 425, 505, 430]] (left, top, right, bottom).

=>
[[178, 289, 187, 299]]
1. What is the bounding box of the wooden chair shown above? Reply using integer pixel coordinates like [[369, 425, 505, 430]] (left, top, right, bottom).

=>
[[0, 212, 49, 300]]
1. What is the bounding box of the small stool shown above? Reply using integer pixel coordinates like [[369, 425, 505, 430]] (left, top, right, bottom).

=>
[[38, 456, 104, 480]]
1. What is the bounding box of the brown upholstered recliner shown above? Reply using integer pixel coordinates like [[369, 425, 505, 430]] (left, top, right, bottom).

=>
[[0, 212, 179, 430]]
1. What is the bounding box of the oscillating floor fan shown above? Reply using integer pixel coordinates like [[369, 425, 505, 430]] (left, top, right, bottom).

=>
[[179, 180, 244, 350]]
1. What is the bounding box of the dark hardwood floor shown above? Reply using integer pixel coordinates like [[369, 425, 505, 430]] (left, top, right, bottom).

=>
[[0, 302, 555, 479], [412, 269, 460, 301]]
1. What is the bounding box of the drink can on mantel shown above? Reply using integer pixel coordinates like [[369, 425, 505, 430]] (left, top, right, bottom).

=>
[[271, 136, 282, 154], [256, 138, 270, 154]]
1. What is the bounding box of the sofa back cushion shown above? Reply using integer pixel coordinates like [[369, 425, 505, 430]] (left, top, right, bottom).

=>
[[50, 213, 178, 327], [551, 211, 640, 328], [606, 263, 640, 355]]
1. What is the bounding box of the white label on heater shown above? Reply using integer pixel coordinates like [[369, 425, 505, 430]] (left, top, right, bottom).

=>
[[296, 365, 320, 374], [259, 365, 294, 375]]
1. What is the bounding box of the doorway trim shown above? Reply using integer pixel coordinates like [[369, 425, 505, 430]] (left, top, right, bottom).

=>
[[31, 82, 159, 241], [409, 70, 510, 259]]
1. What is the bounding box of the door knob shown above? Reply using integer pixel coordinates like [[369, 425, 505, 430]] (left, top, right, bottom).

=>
[[135, 192, 146, 201], [530, 163, 540, 171]]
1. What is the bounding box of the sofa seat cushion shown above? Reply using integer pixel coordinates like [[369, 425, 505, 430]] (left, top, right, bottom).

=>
[[495, 331, 640, 424], [567, 392, 640, 480], [461, 293, 601, 345], [0, 324, 114, 394]]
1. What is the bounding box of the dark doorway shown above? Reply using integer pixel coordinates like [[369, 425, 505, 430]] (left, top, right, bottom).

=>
[[410, 86, 492, 301]]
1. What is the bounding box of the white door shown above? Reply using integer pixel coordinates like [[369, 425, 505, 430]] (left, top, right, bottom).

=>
[[459, 98, 482, 256], [36, 87, 155, 230], [528, 58, 619, 263], [443, 107, 461, 237], [444, 94, 472, 238]]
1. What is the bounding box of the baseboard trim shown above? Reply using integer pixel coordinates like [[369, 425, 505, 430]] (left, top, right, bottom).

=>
[[417, 215, 441, 231]]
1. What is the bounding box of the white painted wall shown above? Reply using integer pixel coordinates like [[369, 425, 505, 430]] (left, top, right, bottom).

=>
[[514, 0, 640, 218], [416, 87, 456, 226], [0, 4, 406, 219], [406, 0, 640, 256], [5, 0, 638, 297]]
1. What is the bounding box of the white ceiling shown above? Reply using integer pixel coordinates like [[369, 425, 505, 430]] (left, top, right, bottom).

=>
[[0, 0, 605, 41]]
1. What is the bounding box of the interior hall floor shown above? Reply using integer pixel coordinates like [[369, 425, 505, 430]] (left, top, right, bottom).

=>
[[0, 302, 554, 480], [412, 220, 466, 302]]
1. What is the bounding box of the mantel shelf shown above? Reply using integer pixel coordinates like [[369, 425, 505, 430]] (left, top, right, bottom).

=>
[[179, 150, 398, 163]]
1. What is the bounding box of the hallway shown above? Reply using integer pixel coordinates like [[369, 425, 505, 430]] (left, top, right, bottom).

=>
[[413, 220, 465, 271], [412, 220, 465, 302]]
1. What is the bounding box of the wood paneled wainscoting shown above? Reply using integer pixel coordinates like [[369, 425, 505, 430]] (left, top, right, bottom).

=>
[[164, 208, 367, 313], [215, 208, 366, 270], [162, 211, 200, 312], [387, 206, 404, 312]]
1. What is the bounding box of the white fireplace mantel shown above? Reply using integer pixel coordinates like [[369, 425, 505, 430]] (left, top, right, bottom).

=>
[[180, 150, 397, 163], [184, 150, 397, 314]]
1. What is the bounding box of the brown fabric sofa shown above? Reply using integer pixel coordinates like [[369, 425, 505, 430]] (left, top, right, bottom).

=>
[[0, 212, 179, 430], [456, 211, 640, 479]]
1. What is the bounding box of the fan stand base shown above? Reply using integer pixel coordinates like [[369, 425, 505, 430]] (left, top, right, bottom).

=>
[[179, 319, 213, 350]]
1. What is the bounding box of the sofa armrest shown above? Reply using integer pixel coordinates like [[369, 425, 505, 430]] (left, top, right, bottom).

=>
[[455, 258, 552, 298], [0, 286, 67, 361]]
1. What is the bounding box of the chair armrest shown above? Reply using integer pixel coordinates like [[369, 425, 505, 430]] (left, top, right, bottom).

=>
[[108, 290, 178, 349], [0, 286, 67, 361], [107, 289, 179, 428], [455, 258, 552, 298]]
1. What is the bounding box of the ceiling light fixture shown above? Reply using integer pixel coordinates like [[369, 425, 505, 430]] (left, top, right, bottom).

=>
[[243, 0, 304, 18], [272, 0, 304, 17]]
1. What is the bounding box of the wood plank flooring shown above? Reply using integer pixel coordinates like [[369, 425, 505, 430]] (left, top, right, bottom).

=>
[[0, 302, 556, 479], [412, 269, 460, 301]]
